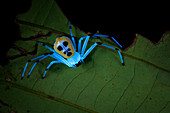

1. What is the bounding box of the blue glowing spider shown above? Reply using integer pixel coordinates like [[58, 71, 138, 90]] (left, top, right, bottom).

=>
[[21, 22, 124, 79]]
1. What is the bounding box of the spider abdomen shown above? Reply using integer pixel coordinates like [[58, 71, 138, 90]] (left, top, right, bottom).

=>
[[54, 36, 75, 58]]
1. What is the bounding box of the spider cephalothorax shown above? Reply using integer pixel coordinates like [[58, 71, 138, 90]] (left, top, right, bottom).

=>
[[21, 21, 124, 79]]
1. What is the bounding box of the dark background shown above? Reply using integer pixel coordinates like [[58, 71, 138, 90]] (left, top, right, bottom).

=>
[[1, 0, 169, 65], [56, 1, 169, 47]]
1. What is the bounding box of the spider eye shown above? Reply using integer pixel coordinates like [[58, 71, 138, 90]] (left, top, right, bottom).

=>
[[57, 46, 63, 51], [67, 52, 72, 56], [63, 41, 68, 47]]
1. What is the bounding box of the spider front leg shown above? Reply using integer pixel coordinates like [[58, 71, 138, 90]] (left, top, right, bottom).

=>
[[69, 21, 76, 50], [78, 36, 87, 53], [77, 35, 90, 56]]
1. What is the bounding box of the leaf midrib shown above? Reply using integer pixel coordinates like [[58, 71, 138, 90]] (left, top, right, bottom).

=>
[[0, 79, 97, 113]]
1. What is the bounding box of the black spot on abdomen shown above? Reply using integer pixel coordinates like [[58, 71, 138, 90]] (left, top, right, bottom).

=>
[[67, 52, 72, 56], [63, 41, 68, 47], [57, 46, 63, 51]]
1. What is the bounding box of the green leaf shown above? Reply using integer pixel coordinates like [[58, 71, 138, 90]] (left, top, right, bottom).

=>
[[0, 0, 170, 113]]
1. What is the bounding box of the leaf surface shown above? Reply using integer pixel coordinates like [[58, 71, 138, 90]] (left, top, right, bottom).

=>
[[0, 0, 170, 113]]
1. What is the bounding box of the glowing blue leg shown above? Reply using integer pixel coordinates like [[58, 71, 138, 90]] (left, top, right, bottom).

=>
[[42, 61, 62, 79], [51, 53, 71, 67], [27, 54, 51, 78], [21, 55, 45, 79], [69, 21, 76, 50], [37, 41, 55, 52], [110, 37, 122, 48], [117, 50, 124, 65], [101, 43, 124, 65], [82, 42, 124, 65], [92, 34, 122, 48], [81, 35, 90, 56], [92, 34, 109, 38], [82, 43, 98, 59], [78, 36, 87, 53]]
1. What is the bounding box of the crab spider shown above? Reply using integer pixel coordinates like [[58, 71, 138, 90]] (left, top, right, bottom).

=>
[[21, 22, 124, 79]]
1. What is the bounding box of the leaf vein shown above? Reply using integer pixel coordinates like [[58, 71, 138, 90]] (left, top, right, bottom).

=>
[[41, 0, 54, 25], [134, 71, 160, 113], [76, 70, 96, 103], [159, 101, 170, 113], [112, 62, 136, 113], [60, 72, 84, 98], [93, 72, 119, 108]]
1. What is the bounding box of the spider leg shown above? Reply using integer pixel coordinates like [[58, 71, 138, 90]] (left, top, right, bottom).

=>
[[78, 36, 88, 53], [42, 61, 62, 79], [92, 34, 122, 48], [69, 21, 76, 50], [80, 35, 90, 56], [100, 43, 124, 65], [37, 41, 55, 52], [82, 42, 98, 60], [51, 53, 71, 67], [21, 55, 46, 79], [27, 53, 52, 78], [82, 42, 124, 66]]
